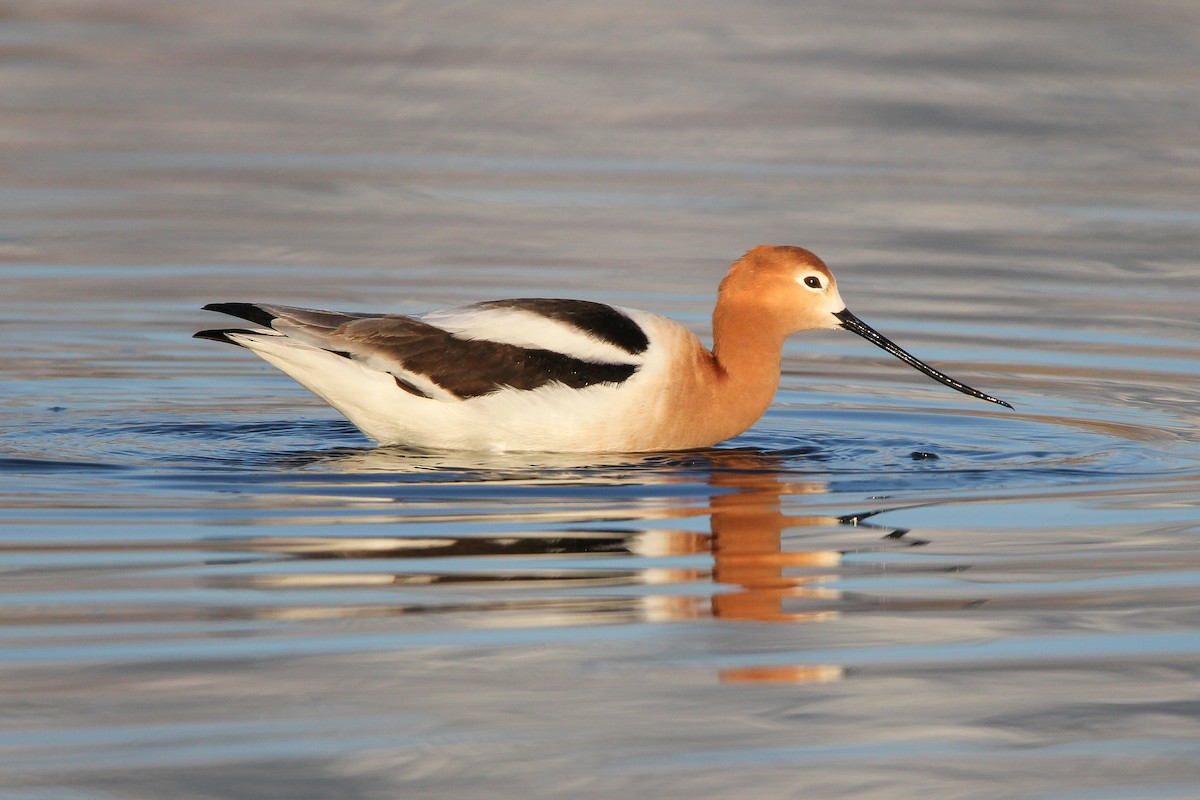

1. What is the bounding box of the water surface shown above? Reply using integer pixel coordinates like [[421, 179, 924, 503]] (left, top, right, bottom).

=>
[[3, 2, 1200, 798]]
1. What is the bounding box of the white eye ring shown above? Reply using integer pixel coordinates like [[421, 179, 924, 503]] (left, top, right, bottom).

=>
[[802, 275, 823, 289]]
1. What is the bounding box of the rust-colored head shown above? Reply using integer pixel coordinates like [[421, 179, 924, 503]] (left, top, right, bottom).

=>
[[717, 245, 849, 335]]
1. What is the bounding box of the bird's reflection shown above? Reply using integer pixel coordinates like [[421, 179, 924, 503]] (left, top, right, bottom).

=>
[[708, 458, 848, 624], [208, 447, 924, 682]]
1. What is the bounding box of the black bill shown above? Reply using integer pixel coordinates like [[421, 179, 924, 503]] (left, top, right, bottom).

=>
[[834, 308, 1012, 409]]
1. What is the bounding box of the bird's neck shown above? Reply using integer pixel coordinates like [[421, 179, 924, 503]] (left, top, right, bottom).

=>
[[708, 305, 789, 428]]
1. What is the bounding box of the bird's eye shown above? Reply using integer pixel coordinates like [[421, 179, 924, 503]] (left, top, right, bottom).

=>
[[804, 276, 822, 289]]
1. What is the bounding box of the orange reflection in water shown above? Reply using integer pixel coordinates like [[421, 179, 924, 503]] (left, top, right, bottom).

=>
[[175, 451, 915, 683], [707, 459, 841, 624]]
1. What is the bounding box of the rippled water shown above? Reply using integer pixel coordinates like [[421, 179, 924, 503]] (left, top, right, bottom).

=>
[[4, 1, 1200, 798]]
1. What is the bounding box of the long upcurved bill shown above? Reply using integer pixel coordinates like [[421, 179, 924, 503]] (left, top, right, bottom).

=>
[[834, 308, 1012, 409]]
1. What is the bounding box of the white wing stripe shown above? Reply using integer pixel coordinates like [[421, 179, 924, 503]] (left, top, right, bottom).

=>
[[420, 306, 644, 365]]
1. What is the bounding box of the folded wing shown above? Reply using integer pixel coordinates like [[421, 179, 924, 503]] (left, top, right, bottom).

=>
[[197, 299, 649, 400]]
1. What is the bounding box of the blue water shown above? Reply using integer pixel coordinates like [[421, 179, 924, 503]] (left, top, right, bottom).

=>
[[4, 2, 1200, 798]]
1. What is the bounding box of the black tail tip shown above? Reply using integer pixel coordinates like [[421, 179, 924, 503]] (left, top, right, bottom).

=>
[[201, 302, 278, 328], [194, 328, 252, 346]]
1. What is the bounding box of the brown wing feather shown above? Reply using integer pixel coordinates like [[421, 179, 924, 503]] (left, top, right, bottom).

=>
[[339, 317, 638, 398]]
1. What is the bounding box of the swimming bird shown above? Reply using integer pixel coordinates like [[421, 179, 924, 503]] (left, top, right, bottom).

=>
[[195, 245, 1010, 452]]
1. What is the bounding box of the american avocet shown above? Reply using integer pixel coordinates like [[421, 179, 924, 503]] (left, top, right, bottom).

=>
[[195, 245, 1010, 452]]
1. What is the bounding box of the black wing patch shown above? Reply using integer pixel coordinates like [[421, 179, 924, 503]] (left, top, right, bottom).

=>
[[471, 299, 650, 356], [341, 316, 639, 399]]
